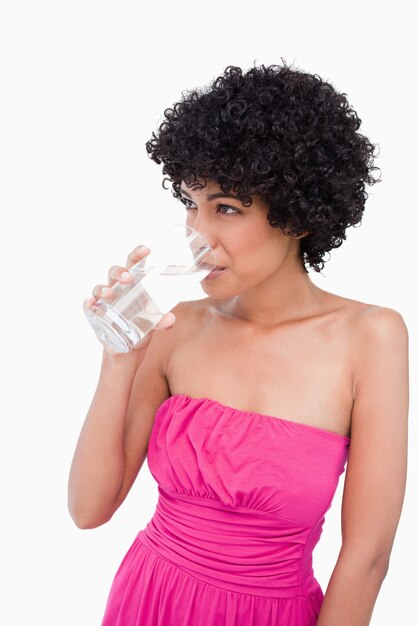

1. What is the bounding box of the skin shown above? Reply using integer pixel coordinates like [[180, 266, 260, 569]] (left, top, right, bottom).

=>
[[163, 178, 408, 626], [83, 245, 176, 357], [71, 177, 408, 626], [168, 178, 356, 437], [179, 178, 317, 327]]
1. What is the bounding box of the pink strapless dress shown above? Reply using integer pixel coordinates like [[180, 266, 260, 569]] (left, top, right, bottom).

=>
[[101, 394, 350, 626]]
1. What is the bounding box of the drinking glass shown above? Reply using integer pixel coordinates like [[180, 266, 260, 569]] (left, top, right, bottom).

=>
[[84, 224, 217, 354]]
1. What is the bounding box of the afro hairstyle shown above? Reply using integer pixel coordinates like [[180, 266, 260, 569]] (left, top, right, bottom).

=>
[[145, 60, 381, 273]]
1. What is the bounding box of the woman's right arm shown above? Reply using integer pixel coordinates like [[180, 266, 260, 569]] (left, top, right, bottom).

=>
[[67, 332, 171, 529], [67, 244, 175, 529]]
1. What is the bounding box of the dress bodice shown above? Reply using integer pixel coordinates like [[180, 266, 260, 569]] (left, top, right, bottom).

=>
[[139, 394, 350, 599]]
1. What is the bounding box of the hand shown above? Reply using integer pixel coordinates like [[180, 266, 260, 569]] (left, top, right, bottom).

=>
[[83, 244, 176, 355]]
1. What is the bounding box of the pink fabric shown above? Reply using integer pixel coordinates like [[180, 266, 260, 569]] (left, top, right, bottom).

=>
[[101, 394, 350, 625]]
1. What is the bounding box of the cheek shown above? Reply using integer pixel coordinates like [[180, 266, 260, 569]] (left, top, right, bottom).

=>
[[232, 231, 285, 271], [227, 224, 269, 257]]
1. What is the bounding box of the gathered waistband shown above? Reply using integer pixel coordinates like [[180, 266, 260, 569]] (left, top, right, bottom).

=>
[[138, 485, 321, 599]]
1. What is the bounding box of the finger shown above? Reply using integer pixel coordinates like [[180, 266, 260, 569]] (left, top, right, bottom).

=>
[[83, 296, 98, 312], [126, 244, 151, 270], [103, 247, 151, 290], [155, 312, 176, 331], [107, 265, 133, 286], [91, 258, 145, 306], [92, 284, 109, 299]]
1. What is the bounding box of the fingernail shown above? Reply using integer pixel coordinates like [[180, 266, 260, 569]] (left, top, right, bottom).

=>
[[102, 287, 112, 296], [165, 313, 175, 325], [121, 271, 131, 280]]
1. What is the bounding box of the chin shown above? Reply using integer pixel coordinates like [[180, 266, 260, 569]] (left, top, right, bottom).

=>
[[201, 282, 241, 301]]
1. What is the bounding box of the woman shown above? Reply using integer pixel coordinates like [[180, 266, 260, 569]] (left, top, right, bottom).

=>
[[68, 62, 409, 626]]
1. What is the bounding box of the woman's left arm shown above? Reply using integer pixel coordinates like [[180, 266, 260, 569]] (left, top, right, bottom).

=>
[[316, 307, 409, 626]]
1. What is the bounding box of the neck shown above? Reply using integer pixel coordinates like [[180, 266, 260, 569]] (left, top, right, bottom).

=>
[[219, 260, 324, 328]]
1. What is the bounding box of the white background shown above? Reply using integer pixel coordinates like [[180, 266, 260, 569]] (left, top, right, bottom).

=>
[[1, 1, 415, 624]]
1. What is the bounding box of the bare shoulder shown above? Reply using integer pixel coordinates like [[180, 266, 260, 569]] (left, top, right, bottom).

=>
[[324, 291, 408, 335], [348, 300, 408, 340], [343, 300, 409, 399]]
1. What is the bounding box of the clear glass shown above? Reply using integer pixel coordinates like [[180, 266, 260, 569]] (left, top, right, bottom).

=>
[[84, 224, 217, 354]]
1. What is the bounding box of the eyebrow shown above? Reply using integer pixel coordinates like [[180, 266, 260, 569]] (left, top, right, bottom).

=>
[[179, 187, 241, 201]]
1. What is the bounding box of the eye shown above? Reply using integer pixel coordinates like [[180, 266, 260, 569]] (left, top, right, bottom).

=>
[[179, 196, 240, 216], [217, 204, 240, 216], [179, 197, 195, 208]]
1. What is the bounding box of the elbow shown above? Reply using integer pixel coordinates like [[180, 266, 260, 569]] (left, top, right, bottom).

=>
[[370, 553, 390, 579], [339, 544, 391, 580], [71, 516, 110, 530], [68, 501, 113, 530]]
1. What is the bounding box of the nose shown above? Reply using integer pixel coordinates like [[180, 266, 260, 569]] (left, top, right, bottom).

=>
[[188, 214, 211, 242], [187, 215, 217, 255], [187, 224, 218, 268]]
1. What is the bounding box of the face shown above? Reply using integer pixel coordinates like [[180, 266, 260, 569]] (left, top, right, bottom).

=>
[[178, 178, 304, 298]]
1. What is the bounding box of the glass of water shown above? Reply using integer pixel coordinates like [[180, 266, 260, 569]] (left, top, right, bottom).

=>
[[84, 224, 217, 354]]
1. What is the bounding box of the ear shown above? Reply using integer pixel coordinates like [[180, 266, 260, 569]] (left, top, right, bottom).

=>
[[283, 227, 309, 239]]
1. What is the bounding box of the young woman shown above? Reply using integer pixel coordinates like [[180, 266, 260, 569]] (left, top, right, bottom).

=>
[[68, 62, 409, 626]]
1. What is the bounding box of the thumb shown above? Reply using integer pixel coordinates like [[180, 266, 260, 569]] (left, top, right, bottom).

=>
[[155, 312, 176, 331]]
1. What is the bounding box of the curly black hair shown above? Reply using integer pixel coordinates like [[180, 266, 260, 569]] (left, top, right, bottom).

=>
[[145, 60, 381, 273]]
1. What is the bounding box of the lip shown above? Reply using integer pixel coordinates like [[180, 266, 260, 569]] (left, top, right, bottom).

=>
[[204, 267, 227, 281]]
